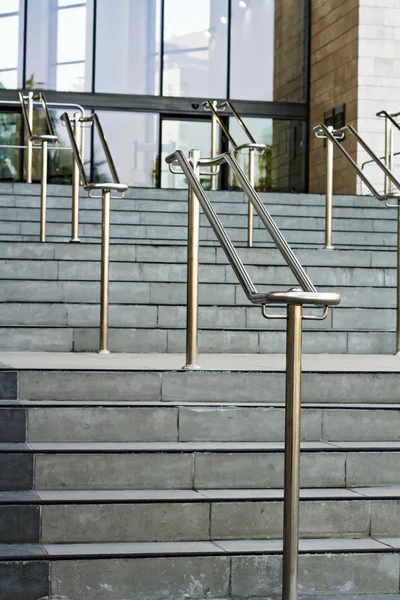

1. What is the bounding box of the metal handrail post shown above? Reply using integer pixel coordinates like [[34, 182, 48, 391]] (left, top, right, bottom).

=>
[[248, 148, 255, 247], [384, 116, 393, 195], [40, 141, 48, 242], [26, 92, 34, 183], [99, 189, 111, 353], [184, 150, 201, 369], [71, 112, 82, 242], [282, 301, 302, 600], [211, 101, 219, 191], [325, 126, 334, 249]]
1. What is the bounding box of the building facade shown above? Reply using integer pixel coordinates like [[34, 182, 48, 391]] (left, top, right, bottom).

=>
[[2, 0, 396, 196]]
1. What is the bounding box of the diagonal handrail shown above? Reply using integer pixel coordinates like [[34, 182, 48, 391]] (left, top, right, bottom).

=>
[[166, 149, 316, 296], [203, 99, 266, 246], [166, 147, 340, 600], [314, 124, 400, 202]]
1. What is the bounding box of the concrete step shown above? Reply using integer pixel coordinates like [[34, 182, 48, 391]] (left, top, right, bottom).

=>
[[0, 205, 396, 234], [2, 491, 400, 544], [5, 402, 400, 444], [1, 541, 399, 599], [1, 360, 398, 402], [4, 440, 400, 490]]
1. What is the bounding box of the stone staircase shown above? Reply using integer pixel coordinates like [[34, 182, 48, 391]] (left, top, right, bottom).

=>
[[0, 182, 397, 248], [0, 240, 397, 353], [2, 182, 400, 599], [3, 359, 400, 599]]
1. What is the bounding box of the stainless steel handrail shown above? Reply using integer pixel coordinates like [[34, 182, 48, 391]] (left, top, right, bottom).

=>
[[166, 148, 340, 600], [61, 111, 128, 354], [18, 91, 58, 242], [314, 122, 400, 355], [203, 99, 266, 247], [376, 111, 400, 195]]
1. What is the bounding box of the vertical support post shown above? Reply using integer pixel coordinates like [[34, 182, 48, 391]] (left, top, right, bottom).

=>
[[99, 189, 111, 353], [325, 126, 334, 249], [211, 101, 219, 191], [71, 113, 82, 242], [384, 117, 393, 196], [396, 200, 400, 355], [40, 141, 48, 242], [183, 149, 200, 370], [247, 148, 255, 247], [282, 302, 303, 600], [26, 92, 34, 183]]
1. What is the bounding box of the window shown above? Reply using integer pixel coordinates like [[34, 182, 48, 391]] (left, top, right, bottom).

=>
[[95, 0, 161, 95], [25, 0, 93, 91], [0, 0, 24, 89], [163, 0, 228, 98]]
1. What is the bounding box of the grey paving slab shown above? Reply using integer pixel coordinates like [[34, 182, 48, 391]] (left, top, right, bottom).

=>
[[211, 500, 371, 540], [73, 327, 168, 353], [194, 452, 345, 489], [231, 552, 399, 597], [371, 500, 400, 537], [51, 555, 229, 600], [322, 409, 400, 442], [352, 486, 400, 498], [42, 502, 210, 543], [0, 559, 49, 600], [35, 453, 193, 490], [178, 406, 321, 442], [0, 453, 33, 491], [346, 452, 400, 487], [27, 406, 178, 442], [0, 407, 25, 442], [0, 371, 17, 401], [19, 370, 162, 401], [0, 327, 74, 352], [198, 488, 360, 500], [0, 504, 39, 543]]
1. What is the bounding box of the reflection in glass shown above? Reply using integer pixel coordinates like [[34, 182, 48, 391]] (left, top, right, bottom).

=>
[[93, 111, 159, 188], [163, 0, 228, 97], [228, 117, 306, 192], [161, 119, 211, 189], [230, 0, 275, 101], [230, 0, 306, 102], [0, 111, 21, 181], [95, 0, 161, 95], [0, 1, 23, 90], [25, 0, 93, 91]]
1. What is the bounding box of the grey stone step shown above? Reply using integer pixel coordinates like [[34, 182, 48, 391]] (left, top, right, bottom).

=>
[[11, 368, 400, 403], [6, 403, 400, 444], [0, 241, 386, 267], [4, 441, 400, 490], [0, 205, 396, 233], [2, 495, 400, 545], [1, 543, 399, 599], [0, 302, 394, 332]]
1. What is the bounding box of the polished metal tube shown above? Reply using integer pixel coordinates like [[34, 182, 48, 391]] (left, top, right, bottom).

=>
[[384, 117, 393, 196], [282, 302, 303, 600], [248, 148, 255, 247], [184, 150, 201, 369], [211, 101, 219, 191], [27, 92, 33, 183], [40, 141, 48, 242], [325, 127, 334, 249], [99, 189, 111, 353], [71, 113, 81, 242]]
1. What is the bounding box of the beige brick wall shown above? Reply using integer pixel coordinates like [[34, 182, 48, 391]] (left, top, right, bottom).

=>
[[309, 0, 359, 194], [273, 0, 307, 190], [273, 0, 306, 103]]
